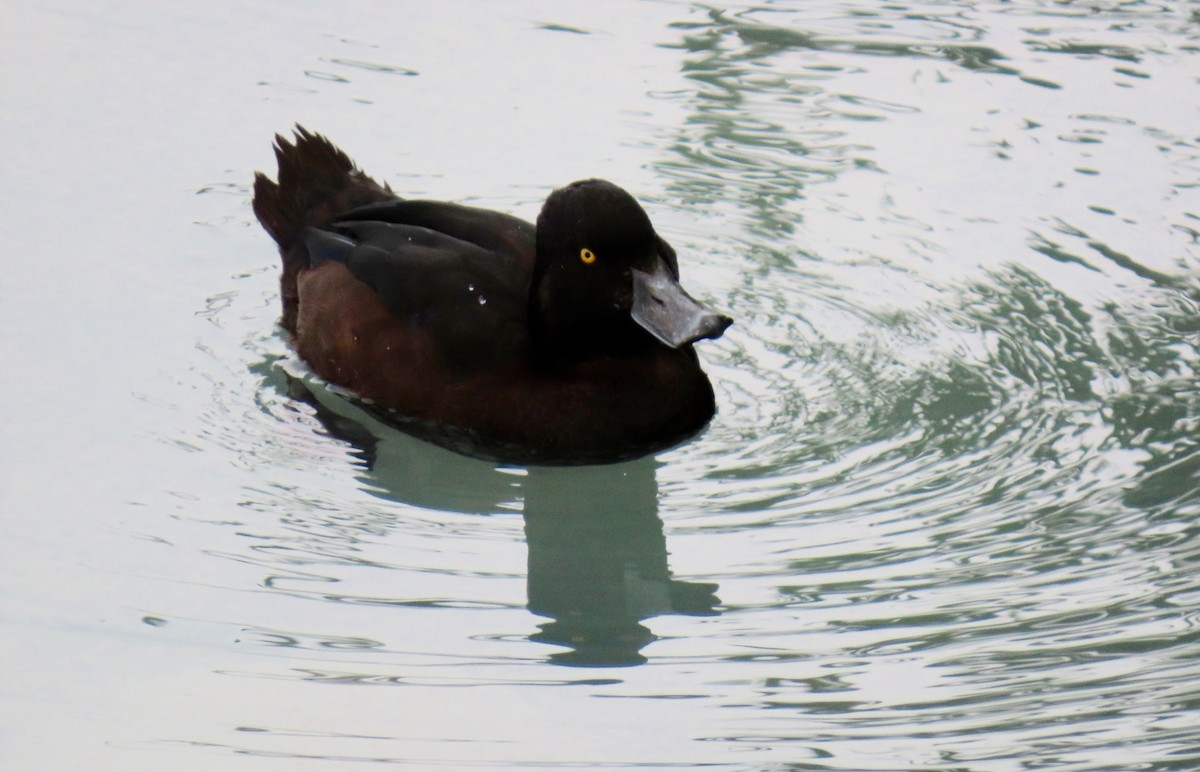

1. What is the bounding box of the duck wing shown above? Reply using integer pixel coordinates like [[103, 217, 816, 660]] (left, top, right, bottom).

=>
[[301, 219, 531, 372], [335, 200, 537, 273]]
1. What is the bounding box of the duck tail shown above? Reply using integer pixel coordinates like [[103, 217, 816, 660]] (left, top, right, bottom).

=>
[[252, 126, 395, 333]]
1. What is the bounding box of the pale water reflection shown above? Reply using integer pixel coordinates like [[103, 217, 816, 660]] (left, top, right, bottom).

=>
[[2, 0, 1198, 770], [284, 372, 721, 667]]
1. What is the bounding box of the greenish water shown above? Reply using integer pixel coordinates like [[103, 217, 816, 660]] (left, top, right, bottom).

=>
[[2, 1, 1198, 769]]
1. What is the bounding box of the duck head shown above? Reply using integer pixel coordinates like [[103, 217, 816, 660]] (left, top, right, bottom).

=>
[[531, 179, 732, 357]]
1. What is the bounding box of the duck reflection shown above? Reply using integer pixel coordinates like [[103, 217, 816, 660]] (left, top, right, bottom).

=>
[[523, 463, 719, 666], [283, 373, 720, 666]]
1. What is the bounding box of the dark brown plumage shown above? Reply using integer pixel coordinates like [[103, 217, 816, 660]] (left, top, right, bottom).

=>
[[253, 127, 731, 464]]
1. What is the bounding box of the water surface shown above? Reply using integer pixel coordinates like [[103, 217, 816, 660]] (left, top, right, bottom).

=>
[[2, 1, 1198, 769]]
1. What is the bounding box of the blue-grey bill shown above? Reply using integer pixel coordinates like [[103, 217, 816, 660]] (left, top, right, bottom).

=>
[[631, 260, 732, 348]]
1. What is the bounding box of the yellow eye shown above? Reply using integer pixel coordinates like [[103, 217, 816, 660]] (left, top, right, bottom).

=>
[[579, 248, 597, 265]]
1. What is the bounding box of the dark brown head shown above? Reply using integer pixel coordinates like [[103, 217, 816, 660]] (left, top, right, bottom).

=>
[[530, 179, 731, 359]]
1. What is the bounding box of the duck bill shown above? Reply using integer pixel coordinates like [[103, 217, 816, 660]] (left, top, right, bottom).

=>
[[631, 258, 733, 348]]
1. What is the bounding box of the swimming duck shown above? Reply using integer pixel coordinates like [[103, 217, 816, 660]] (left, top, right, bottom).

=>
[[252, 127, 731, 465]]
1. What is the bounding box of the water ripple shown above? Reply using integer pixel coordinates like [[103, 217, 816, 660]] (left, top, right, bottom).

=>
[[165, 2, 1200, 767]]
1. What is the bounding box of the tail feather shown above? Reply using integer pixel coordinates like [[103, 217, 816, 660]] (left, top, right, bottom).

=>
[[252, 126, 396, 333]]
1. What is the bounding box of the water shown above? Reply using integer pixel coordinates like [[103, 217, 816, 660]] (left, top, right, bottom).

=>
[[2, 1, 1198, 769]]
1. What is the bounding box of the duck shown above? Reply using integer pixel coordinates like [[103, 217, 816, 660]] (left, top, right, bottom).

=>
[[252, 126, 731, 465]]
